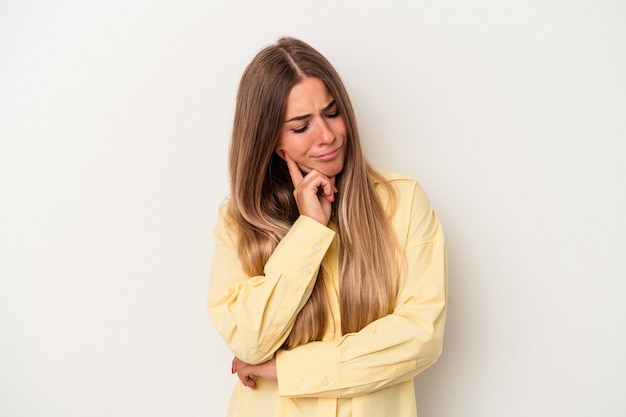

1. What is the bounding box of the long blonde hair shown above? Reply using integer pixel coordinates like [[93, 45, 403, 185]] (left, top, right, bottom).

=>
[[228, 37, 398, 349]]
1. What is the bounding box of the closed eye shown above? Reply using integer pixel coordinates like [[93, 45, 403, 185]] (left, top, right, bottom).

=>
[[292, 124, 309, 134], [325, 109, 340, 118], [324, 102, 340, 119]]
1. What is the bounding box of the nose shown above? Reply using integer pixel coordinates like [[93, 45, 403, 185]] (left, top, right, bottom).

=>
[[317, 118, 335, 145]]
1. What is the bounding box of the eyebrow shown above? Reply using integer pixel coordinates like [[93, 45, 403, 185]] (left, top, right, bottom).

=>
[[284, 100, 337, 123]]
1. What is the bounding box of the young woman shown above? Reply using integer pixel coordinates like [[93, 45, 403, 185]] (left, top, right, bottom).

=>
[[207, 37, 447, 417]]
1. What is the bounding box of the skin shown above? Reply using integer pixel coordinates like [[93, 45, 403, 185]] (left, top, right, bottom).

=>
[[277, 76, 347, 226], [231, 356, 277, 390], [232, 76, 348, 388]]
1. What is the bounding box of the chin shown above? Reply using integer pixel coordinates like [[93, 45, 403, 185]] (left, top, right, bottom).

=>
[[319, 162, 345, 178]]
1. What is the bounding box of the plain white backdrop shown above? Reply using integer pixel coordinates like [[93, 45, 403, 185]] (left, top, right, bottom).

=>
[[1, 1, 625, 416]]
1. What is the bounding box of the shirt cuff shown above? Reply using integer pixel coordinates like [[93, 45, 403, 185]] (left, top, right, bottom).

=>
[[264, 215, 336, 281], [276, 340, 339, 397]]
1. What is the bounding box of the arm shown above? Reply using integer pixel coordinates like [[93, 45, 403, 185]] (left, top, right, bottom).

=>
[[208, 153, 338, 365], [275, 180, 447, 398], [207, 202, 336, 365]]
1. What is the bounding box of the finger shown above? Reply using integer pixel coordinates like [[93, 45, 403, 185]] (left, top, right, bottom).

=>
[[282, 150, 304, 187], [320, 178, 335, 199], [321, 189, 335, 203], [243, 376, 257, 389], [307, 174, 334, 201], [235, 362, 258, 390]]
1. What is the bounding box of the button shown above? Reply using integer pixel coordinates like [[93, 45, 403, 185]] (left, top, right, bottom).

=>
[[329, 325, 335, 333], [314, 245, 321, 252], [321, 378, 329, 386], [304, 267, 311, 274], [299, 381, 307, 390]]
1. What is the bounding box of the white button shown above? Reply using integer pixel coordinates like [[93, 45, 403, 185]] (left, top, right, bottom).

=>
[[321, 378, 329, 386], [304, 267, 311, 274], [314, 245, 321, 252], [299, 382, 307, 390]]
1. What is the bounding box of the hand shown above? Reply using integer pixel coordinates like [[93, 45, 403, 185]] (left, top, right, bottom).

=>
[[283, 151, 337, 226], [232, 356, 277, 390]]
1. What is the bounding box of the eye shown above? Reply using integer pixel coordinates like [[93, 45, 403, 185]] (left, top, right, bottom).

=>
[[325, 108, 340, 119], [292, 124, 309, 134]]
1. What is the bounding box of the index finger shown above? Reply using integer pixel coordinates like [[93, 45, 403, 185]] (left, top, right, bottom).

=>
[[282, 150, 303, 187]]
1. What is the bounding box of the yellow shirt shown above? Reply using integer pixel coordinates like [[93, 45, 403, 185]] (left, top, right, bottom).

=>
[[207, 170, 447, 417]]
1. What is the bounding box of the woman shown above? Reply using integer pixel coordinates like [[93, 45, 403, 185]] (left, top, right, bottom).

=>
[[207, 37, 447, 417]]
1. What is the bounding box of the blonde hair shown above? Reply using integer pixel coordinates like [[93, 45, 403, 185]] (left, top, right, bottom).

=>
[[228, 37, 398, 349]]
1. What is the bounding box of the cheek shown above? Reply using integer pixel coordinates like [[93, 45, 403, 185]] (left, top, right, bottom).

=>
[[275, 135, 303, 164], [278, 134, 303, 155], [276, 133, 289, 153], [331, 117, 347, 136]]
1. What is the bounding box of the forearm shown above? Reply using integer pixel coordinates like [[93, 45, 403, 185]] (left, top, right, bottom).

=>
[[207, 211, 336, 364], [276, 235, 447, 398], [276, 302, 445, 398]]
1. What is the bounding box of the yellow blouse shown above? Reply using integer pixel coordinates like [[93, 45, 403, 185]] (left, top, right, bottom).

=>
[[207, 170, 447, 417]]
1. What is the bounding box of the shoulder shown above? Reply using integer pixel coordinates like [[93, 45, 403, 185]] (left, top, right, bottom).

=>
[[215, 196, 233, 225], [373, 167, 413, 183], [213, 197, 238, 244], [377, 169, 443, 242], [372, 167, 425, 202]]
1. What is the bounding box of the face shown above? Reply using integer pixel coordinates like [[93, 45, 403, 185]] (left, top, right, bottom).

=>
[[276, 77, 347, 179]]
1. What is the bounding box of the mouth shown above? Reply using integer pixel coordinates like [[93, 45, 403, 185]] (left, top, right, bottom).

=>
[[313, 145, 342, 161]]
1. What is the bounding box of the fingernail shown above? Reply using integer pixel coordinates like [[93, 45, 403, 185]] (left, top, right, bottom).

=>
[[334, 185, 339, 193]]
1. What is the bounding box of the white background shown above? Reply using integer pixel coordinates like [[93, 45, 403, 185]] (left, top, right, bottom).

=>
[[1, 1, 625, 416]]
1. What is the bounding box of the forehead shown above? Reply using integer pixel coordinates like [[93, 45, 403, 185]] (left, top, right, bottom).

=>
[[284, 77, 333, 117]]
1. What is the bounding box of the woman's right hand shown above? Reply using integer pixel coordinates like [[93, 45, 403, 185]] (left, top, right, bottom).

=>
[[283, 151, 337, 226]]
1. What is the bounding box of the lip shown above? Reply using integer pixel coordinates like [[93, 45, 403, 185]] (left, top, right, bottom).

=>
[[313, 145, 342, 161]]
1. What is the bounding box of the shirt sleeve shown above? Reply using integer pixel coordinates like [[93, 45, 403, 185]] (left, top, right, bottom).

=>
[[206, 201, 336, 365], [275, 180, 447, 398]]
